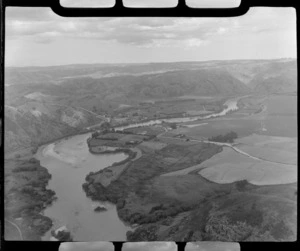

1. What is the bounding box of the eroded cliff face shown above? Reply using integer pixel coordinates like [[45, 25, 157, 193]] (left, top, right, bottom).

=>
[[4, 104, 101, 153]]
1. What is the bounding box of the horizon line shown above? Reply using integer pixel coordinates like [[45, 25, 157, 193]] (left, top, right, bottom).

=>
[[5, 57, 296, 69]]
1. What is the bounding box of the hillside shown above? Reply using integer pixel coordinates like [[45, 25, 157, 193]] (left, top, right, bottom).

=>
[[4, 59, 296, 154], [4, 103, 101, 154]]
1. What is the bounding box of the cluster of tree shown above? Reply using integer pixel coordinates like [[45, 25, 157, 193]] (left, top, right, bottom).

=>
[[204, 214, 253, 241], [51, 229, 73, 241], [165, 122, 177, 129], [94, 206, 107, 212], [12, 164, 39, 173], [21, 185, 56, 203], [91, 131, 101, 138], [12, 158, 41, 173], [126, 225, 158, 241], [203, 205, 295, 241], [235, 179, 250, 191], [82, 179, 126, 206], [208, 131, 238, 143], [118, 202, 196, 225]]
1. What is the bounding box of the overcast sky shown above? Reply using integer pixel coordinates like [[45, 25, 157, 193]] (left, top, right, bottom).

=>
[[59, 241, 114, 251], [5, 6, 296, 67]]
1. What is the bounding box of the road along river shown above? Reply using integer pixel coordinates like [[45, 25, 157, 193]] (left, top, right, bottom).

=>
[[36, 133, 131, 241]]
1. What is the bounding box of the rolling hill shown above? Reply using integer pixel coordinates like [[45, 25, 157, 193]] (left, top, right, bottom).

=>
[[4, 59, 297, 154]]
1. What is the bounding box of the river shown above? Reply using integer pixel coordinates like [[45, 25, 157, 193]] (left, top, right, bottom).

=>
[[36, 96, 241, 241], [115, 97, 240, 131], [36, 133, 131, 241]]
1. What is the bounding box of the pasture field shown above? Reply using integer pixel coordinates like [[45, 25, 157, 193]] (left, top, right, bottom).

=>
[[161, 162, 204, 176], [198, 147, 297, 185], [174, 119, 260, 139], [97, 133, 125, 140], [249, 94, 297, 137], [148, 174, 232, 203], [124, 125, 165, 136], [119, 134, 148, 142], [235, 134, 297, 164], [91, 163, 128, 187], [140, 141, 167, 150], [266, 95, 297, 115], [262, 116, 297, 137], [171, 94, 297, 140]]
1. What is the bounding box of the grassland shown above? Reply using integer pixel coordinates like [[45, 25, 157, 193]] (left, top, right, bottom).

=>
[[198, 146, 297, 185], [236, 134, 297, 165]]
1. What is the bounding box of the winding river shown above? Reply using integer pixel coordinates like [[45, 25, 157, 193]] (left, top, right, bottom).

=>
[[115, 97, 240, 131], [36, 133, 131, 241], [36, 96, 241, 241]]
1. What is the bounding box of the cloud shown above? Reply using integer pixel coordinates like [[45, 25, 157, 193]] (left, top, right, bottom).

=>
[[5, 7, 296, 49]]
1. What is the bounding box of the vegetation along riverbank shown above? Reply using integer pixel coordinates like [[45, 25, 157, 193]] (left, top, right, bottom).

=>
[[4, 157, 57, 240]]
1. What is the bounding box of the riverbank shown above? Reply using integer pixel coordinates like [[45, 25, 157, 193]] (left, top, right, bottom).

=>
[[82, 138, 224, 232], [83, 133, 140, 189], [4, 156, 57, 240], [36, 133, 132, 241], [82, 126, 297, 241]]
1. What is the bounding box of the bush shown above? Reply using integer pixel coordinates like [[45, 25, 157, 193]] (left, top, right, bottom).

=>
[[208, 131, 238, 143]]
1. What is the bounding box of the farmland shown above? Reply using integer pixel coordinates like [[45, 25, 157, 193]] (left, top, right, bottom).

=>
[[82, 92, 297, 241]]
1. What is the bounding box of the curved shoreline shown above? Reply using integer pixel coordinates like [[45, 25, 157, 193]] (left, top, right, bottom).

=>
[[33, 95, 246, 240], [38, 133, 133, 241]]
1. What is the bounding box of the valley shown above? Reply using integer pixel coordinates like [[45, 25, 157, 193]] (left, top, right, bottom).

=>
[[4, 59, 297, 241]]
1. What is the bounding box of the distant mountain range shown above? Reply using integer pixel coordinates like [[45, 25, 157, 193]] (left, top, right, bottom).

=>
[[4, 59, 297, 153]]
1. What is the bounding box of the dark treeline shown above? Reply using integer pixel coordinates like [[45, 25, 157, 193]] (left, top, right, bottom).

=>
[[208, 131, 238, 143]]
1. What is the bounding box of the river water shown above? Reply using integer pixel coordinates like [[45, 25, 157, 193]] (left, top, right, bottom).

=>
[[36, 133, 131, 241], [115, 97, 240, 131], [36, 96, 240, 241]]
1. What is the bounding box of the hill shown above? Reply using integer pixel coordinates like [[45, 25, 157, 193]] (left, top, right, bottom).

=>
[[4, 59, 296, 154]]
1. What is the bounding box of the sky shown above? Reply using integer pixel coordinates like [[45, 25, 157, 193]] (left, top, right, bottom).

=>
[[58, 241, 114, 251], [5, 6, 296, 67], [122, 241, 177, 251]]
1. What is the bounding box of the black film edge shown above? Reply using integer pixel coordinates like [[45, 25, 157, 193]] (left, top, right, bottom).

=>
[[4, 0, 296, 17]]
